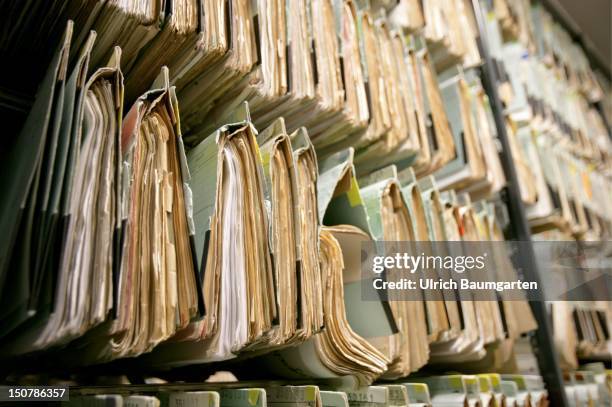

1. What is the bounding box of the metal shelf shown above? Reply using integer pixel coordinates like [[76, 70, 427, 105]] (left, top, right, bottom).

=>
[[469, 1, 569, 405]]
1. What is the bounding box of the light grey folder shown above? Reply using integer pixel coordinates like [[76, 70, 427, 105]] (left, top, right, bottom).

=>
[[188, 101, 269, 275], [68, 394, 124, 407], [52, 43, 124, 337], [332, 224, 398, 365], [162, 391, 220, 407], [343, 386, 389, 407], [265, 386, 321, 407], [321, 391, 349, 407], [317, 147, 369, 232], [219, 388, 267, 407], [434, 69, 470, 182], [0, 39, 127, 358], [433, 67, 485, 192], [189, 98, 273, 304], [63, 66, 202, 365], [22, 31, 98, 321], [75, 0, 165, 77], [124, 395, 161, 407], [358, 165, 429, 376], [35, 32, 100, 318], [263, 224, 390, 386], [384, 384, 410, 407], [317, 152, 398, 358], [402, 383, 432, 407], [288, 127, 324, 340], [397, 168, 451, 344], [0, 21, 73, 336], [23, 31, 99, 327]]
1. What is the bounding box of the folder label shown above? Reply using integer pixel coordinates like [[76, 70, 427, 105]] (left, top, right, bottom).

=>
[[348, 177, 363, 207]]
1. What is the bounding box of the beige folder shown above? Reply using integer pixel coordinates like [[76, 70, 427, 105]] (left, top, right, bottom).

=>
[[506, 120, 537, 205], [422, 0, 466, 70], [288, 127, 324, 340], [0, 28, 126, 357], [334, 225, 399, 366], [388, 0, 425, 33], [464, 88, 506, 199], [140, 103, 276, 366], [244, 118, 300, 349], [428, 193, 482, 363], [351, 10, 392, 151], [179, 0, 257, 141], [125, 0, 201, 101], [358, 167, 430, 377], [41, 44, 125, 350], [265, 226, 389, 386], [291, 0, 370, 145], [434, 70, 487, 192], [77, 0, 164, 75], [100, 66, 199, 360], [398, 168, 450, 344], [417, 176, 463, 342]]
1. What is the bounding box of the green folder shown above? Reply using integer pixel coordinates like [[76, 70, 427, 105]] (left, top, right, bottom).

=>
[[0, 21, 73, 336]]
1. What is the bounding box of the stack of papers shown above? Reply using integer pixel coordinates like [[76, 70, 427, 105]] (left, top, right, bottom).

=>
[[0, 21, 75, 340], [434, 69, 487, 192], [388, 0, 425, 33], [421, 0, 480, 71], [153, 104, 276, 363], [358, 166, 430, 376], [0, 0, 572, 383], [289, 127, 325, 340]]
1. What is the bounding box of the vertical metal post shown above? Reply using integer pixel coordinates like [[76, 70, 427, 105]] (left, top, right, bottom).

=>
[[470, 1, 569, 405]]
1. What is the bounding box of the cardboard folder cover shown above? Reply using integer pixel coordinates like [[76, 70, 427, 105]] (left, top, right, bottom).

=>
[[416, 175, 463, 342], [434, 69, 486, 192], [150, 103, 275, 363], [358, 166, 429, 376], [0, 22, 74, 331], [78, 0, 164, 75], [268, 226, 389, 386], [45, 66, 203, 364], [190, 0, 288, 140], [397, 168, 451, 344], [429, 200, 487, 364], [389, 0, 425, 33], [283, 0, 365, 143], [245, 117, 300, 349], [2, 35, 127, 357], [334, 225, 399, 366], [179, 0, 257, 141], [427, 194, 481, 363], [265, 386, 321, 407], [261, 149, 391, 385], [289, 127, 324, 340], [354, 19, 414, 166], [219, 388, 266, 407], [317, 148, 369, 232]]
